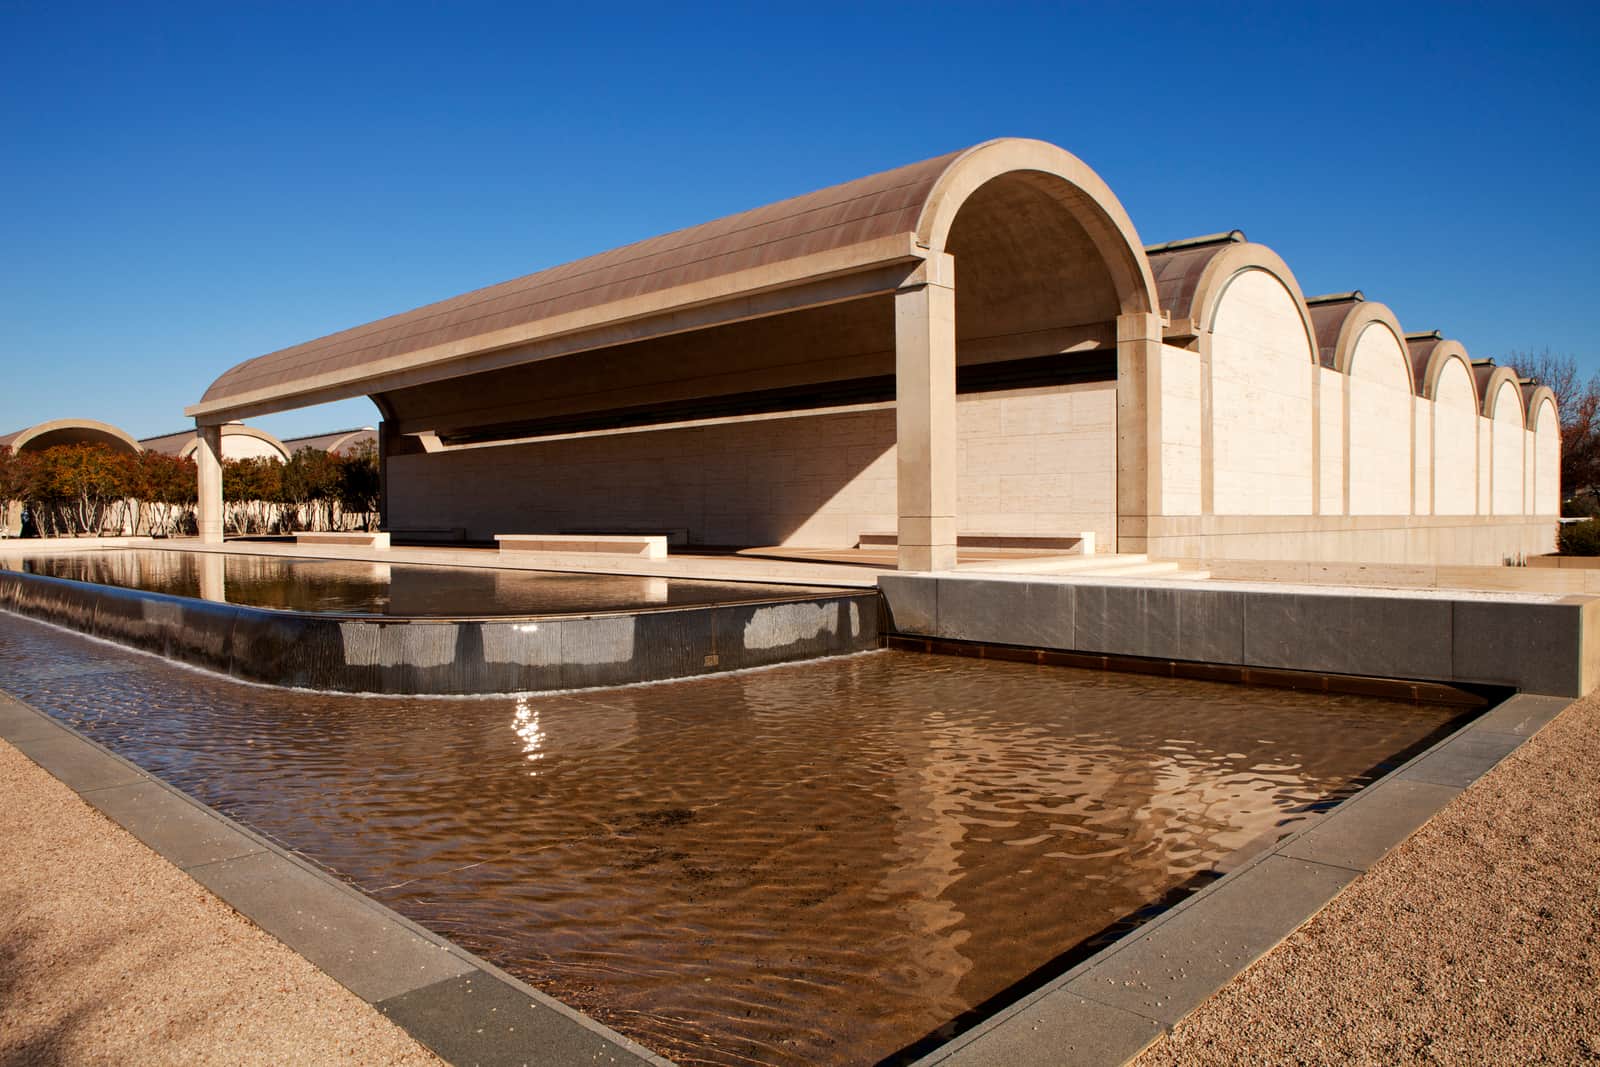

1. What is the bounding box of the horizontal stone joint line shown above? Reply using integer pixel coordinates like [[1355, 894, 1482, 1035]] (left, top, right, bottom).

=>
[[76, 777, 155, 796], [1286, 854, 1367, 876], [1065, 986, 1173, 1031], [178, 849, 270, 873]]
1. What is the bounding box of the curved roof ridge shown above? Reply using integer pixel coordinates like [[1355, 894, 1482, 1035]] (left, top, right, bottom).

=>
[[195, 137, 1160, 419], [200, 148, 967, 406], [1308, 299, 1407, 376], [1523, 382, 1557, 426], [0, 418, 143, 454], [139, 422, 290, 460], [282, 427, 378, 454], [1405, 335, 1477, 401], [1147, 239, 1313, 350], [1476, 363, 1525, 421]]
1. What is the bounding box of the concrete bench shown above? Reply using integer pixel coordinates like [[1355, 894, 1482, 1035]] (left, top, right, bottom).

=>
[[495, 534, 668, 559], [561, 527, 690, 546], [858, 531, 1095, 555], [294, 531, 390, 549]]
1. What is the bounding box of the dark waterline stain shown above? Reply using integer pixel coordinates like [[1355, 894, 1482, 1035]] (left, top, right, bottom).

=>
[[0, 611, 1465, 1066]]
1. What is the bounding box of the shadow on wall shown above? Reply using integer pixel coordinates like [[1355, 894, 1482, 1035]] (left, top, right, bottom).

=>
[[387, 408, 899, 547]]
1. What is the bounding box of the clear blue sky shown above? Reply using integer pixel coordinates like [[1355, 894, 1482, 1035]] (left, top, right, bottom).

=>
[[2, 1, 1597, 441]]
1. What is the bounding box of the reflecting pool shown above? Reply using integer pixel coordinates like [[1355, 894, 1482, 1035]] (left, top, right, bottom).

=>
[[0, 612, 1466, 1065]]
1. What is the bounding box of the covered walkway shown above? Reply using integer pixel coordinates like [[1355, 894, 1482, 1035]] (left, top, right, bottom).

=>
[[188, 139, 1161, 570]]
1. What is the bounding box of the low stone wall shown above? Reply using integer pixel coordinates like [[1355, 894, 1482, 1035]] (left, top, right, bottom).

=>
[[1197, 558, 1600, 596], [878, 573, 1600, 697], [1527, 554, 1600, 570], [0, 570, 880, 695]]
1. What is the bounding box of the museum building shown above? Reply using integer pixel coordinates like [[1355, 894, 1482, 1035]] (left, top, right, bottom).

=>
[[179, 138, 1559, 569]]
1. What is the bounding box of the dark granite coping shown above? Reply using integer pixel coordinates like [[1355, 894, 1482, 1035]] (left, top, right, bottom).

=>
[[911, 691, 1574, 1066], [0, 571, 884, 695], [0, 565, 863, 623], [882, 634, 1494, 706], [0, 689, 670, 1067]]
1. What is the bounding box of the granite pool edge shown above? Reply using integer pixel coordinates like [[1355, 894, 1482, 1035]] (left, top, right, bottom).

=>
[[0, 569, 882, 695], [909, 689, 1575, 1067], [0, 687, 673, 1067]]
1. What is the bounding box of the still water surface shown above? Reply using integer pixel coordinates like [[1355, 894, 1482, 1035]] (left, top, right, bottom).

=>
[[0, 612, 1464, 1065], [7, 549, 831, 616]]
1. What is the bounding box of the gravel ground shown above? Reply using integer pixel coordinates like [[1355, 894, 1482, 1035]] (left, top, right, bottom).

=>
[[1136, 692, 1600, 1066], [0, 739, 440, 1067]]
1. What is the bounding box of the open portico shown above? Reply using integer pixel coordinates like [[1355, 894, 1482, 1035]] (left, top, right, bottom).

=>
[[187, 139, 1161, 571]]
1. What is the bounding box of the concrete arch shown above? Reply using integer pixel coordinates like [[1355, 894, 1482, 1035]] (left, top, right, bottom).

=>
[[1407, 336, 1481, 407], [916, 138, 1157, 318], [1476, 365, 1523, 421], [916, 140, 1159, 554], [0, 418, 142, 455], [1313, 301, 1413, 387], [1306, 301, 1414, 515], [141, 423, 291, 463], [1156, 239, 1319, 359], [1522, 383, 1556, 430], [180, 424, 290, 463]]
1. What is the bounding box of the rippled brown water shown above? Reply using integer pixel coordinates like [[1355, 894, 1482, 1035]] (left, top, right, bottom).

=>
[[5, 549, 831, 615], [0, 611, 1465, 1065]]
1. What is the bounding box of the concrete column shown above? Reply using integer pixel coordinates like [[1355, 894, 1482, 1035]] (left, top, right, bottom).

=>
[[1116, 311, 1164, 554], [377, 419, 392, 531], [895, 253, 957, 572], [196, 422, 224, 544]]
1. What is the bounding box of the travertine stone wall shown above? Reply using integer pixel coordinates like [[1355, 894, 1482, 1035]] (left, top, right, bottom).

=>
[[1132, 256, 1560, 561], [1159, 343, 1201, 515], [1209, 269, 1313, 515], [1433, 360, 1478, 515], [389, 382, 1118, 548], [958, 381, 1117, 545], [1318, 366, 1345, 514], [1413, 397, 1432, 515], [390, 409, 895, 546], [1141, 514, 1555, 566], [1477, 420, 1493, 514], [1525, 428, 1537, 515], [1347, 324, 1413, 515], [1492, 380, 1525, 515]]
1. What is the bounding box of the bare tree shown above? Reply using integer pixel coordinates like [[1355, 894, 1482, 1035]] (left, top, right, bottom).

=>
[[1508, 348, 1600, 510]]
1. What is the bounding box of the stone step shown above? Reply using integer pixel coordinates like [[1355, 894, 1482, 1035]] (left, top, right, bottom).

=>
[[959, 553, 1149, 574]]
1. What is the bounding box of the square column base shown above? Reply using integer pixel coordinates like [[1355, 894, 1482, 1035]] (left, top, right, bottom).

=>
[[898, 543, 957, 571]]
